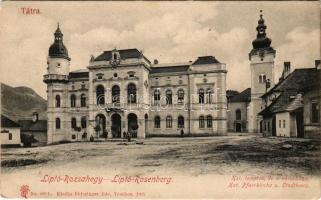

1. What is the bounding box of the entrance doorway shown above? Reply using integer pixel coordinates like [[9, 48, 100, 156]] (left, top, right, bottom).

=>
[[111, 114, 121, 138], [296, 109, 304, 138], [235, 123, 242, 132], [95, 114, 106, 138], [144, 114, 148, 135], [128, 113, 138, 138], [259, 120, 263, 133], [272, 117, 276, 136]]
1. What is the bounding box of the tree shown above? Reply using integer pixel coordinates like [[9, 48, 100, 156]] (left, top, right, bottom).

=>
[[21, 133, 37, 147]]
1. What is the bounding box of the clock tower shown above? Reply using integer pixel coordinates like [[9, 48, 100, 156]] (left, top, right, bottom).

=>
[[44, 23, 70, 144], [248, 11, 276, 133]]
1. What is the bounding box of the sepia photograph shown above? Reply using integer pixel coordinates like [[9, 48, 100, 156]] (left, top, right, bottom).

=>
[[0, 1, 320, 199]]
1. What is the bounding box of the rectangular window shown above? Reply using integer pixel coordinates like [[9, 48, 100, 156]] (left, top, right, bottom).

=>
[[8, 133, 12, 140], [279, 120, 281, 128], [283, 120, 286, 128], [72, 135, 76, 139], [311, 101, 320, 123]]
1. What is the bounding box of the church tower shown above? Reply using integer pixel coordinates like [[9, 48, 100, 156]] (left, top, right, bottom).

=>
[[248, 11, 276, 133], [44, 23, 70, 144]]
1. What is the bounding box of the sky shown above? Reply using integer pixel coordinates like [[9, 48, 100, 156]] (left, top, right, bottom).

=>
[[0, 1, 319, 99]]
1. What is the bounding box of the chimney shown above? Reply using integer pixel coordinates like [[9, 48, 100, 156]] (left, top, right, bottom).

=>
[[32, 112, 39, 123], [315, 60, 320, 69], [153, 59, 158, 64], [283, 61, 291, 79]]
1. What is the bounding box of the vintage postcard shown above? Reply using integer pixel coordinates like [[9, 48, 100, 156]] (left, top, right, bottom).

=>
[[0, 1, 320, 199]]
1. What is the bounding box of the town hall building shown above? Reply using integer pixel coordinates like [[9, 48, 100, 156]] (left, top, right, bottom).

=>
[[44, 24, 228, 144], [44, 11, 298, 143]]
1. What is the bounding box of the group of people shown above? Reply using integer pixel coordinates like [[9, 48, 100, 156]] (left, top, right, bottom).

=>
[[123, 131, 132, 142], [87, 129, 185, 142]]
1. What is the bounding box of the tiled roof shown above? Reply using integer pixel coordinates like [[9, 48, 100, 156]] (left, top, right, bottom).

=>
[[150, 65, 190, 74], [18, 120, 47, 132], [259, 90, 299, 116], [1, 115, 20, 128], [71, 69, 88, 73], [94, 48, 148, 62], [226, 90, 240, 97], [274, 68, 318, 90], [259, 68, 318, 116], [229, 88, 251, 103], [69, 69, 89, 79], [283, 94, 303, 112], [262, 68, 318, 98], [192, 56, 220, 65]]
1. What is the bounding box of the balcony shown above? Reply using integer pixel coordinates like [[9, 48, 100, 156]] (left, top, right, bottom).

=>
[[43, 74, 68, 83]]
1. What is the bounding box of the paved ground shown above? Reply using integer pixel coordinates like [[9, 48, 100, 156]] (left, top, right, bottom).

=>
[[1, 133, 320, 177]]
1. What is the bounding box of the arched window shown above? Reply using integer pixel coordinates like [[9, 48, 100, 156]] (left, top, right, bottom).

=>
[[55, 95, 61, 107], [96, 85, 105, 105], [199, 88, 204, 104], [178, 115, 184, 128], [207, 115, 213, 128], [154, 89, 160, 104], [199, 116, 205, 128], [259, 74, 267, 83], [206, 88, 213, 104], [55, 118, 61, 129], [112, 85, 120, 104], [166, 116, 172, 128], [177, 89, 184, 104], [81, 116, 87, 128], [71, 117, 77, 129], [127, 83, 137, 103], [236, 109, 241, 120], [154, 116, 160, 128], [80, 94, 86, 107], [70, 94, 76, 107], [8, 133, 12, 140], [166, 90, 172, 105]]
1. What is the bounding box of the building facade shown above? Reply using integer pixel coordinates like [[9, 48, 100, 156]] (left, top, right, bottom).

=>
[[259, 61, 320, 138], [44, 25, 227, 144], [1, 115, 21, 147], [227, 88, 251, 132], [301, 60, 320, 139], [18, 112, 48, 146]]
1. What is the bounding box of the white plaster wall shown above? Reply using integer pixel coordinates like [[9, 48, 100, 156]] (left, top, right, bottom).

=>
[[276, 112, 290, 137], [1, 128, 21, 145]]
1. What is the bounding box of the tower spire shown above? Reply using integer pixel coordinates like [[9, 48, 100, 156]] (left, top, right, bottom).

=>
[[251, 10, 272, 50], [49, 23, 70, 60]]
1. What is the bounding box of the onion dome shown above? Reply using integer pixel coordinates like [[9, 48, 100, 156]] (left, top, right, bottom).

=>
[[252, 11, 272, 49], [48, 23, 70, 60]]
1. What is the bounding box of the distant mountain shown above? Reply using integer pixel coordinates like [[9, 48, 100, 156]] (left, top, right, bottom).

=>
[[1, 83, 47, 121]]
